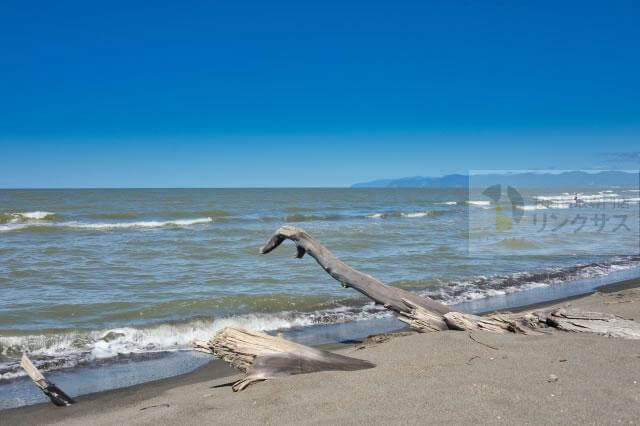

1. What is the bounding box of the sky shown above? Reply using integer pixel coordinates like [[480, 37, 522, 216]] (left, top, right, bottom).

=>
[[1, 0, 638, 187]]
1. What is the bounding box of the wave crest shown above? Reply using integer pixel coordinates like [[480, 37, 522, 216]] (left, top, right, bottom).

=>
[[0, 211, 56, 224], [0, 217, 213, 233], [366, 210, 446, 219], [0, 304, 389, 380]]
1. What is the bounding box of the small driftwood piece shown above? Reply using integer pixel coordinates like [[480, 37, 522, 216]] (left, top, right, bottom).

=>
[[20, 354, 75, 406], [194, 327, 374, 391]]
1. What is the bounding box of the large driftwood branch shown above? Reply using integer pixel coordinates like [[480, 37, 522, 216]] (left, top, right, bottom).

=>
[[259, 226, 640, 339], [260, 225, 451, 317], [197, 227, 640, 391], [194, 327, 374, 391]]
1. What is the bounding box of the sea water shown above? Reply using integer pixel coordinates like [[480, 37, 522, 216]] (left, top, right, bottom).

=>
[[1, 188, 638, 408]]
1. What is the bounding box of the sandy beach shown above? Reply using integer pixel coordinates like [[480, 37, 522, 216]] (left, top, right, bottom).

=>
[[3, 279, 639, 425]]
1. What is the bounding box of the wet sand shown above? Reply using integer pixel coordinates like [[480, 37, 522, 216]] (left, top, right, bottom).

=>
[[3, 279, 640, 425]]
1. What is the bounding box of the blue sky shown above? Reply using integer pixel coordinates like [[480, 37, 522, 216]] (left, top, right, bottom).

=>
[[1, 0, 638, 187]]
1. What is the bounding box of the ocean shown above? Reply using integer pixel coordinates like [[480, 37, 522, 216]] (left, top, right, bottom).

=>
[[1, 188, 639, 408]]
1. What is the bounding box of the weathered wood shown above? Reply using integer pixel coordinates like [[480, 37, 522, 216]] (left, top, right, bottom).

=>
[[194, 327, 374, 391], [195, 227, 640, 391], [543, 308, 640, 339], [398, 300, 542, 334], [444, 311, 545, 335], [260, 225, 452, 315], [397, 299, 448, 331], [20, 354, 75, 406], [259, 226, 640, 340], [399, 302, 640, 339]]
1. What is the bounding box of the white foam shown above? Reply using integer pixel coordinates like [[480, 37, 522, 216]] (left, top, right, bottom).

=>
[[17, 211, 55, 220], [0, 305, 391, 380], [1, 211, 55, 224], [0, 217, 213, 233], [401, 211, 431, 218], [517, 205, 547, 211], [530, 190, 640, 208], [534, 192, 622, 204], [65, 217, 213, 230], [519, 203, 570, 210], [0, 223, 28, 232], [366, 211, 440, 219], [436, 201, 457, 205], [424, 258, 640, 306], [467, 200, 491, 209]]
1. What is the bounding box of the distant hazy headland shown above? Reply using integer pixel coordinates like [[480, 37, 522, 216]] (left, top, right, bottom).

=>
[[352, 171, 639, 188]]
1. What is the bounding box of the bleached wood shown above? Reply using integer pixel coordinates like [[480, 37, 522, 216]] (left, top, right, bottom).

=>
[[195, 326, 374, 391], [397, 299, 448, 331], [260, 226, 452, 315], [259, 226, 640, 339], [545, 308, 640, 339], [20, 353, 75, 406], [20, 353, 46, 385], [195, 227, 640, 392]]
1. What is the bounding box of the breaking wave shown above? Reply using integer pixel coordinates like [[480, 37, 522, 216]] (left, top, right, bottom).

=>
[[533, 191, 639, 207], [419, 256, 640, 305], [366, 210, 447, 219], [0, 304, 389, 381], [60, 218, 213, 230], [2, 256, 638, 380], [0, 211, 57, 224], [466, 200, 491, 208], [0, 216, 213, 233]]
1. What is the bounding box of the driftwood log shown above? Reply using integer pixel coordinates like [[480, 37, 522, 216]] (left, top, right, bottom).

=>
[[20, 354, 75, 406], [259, 226, 640, 338], [194, 327, 374, 391], [197, 226, 640, 391]]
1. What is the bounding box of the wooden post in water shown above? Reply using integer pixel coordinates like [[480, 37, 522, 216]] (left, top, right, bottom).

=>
[[20, 354, 75, 407]]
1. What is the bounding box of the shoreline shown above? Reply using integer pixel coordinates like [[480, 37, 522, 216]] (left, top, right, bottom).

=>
[[3, 277, 640, 424]]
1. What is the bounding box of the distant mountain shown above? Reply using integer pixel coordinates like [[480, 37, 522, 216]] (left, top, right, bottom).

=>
[[352, 171, 639, 188], [352, 174, 469, 188]]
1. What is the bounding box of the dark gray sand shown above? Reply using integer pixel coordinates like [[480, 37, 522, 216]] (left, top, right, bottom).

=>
[[3, 279, 640, 425]]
